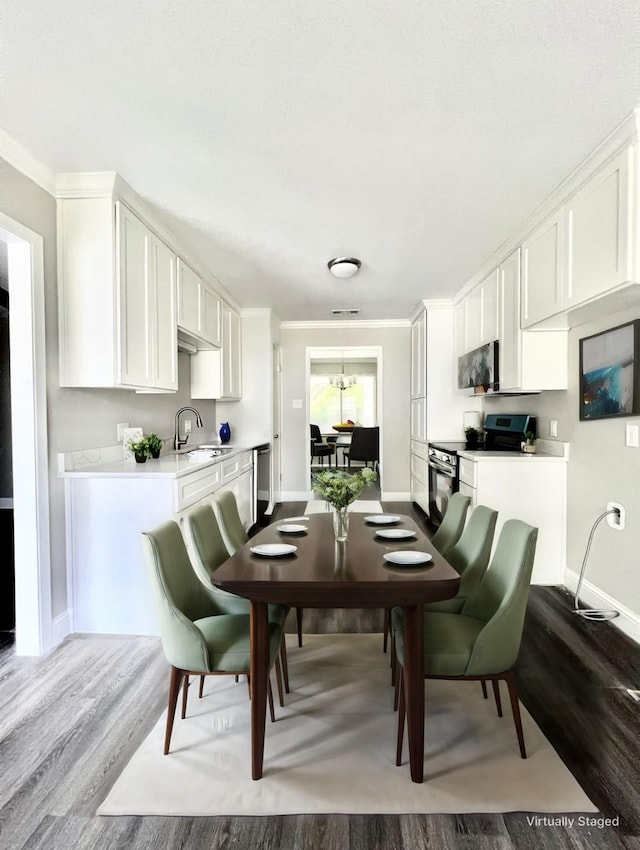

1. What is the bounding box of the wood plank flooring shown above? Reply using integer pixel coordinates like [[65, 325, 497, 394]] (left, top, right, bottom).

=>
[[0, 500, 638, 850]]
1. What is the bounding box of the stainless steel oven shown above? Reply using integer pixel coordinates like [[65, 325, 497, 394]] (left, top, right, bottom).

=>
[[427, 445, 460, 528]]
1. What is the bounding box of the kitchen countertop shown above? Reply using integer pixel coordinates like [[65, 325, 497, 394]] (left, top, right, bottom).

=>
[[59, 443, 263, 479], [457, 449, 567, 461]]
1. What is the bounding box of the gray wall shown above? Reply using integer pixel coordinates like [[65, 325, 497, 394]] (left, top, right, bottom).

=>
[[279, 325, 410, 496], [484, 305, 640, 620], [0, 157, 217, 621]]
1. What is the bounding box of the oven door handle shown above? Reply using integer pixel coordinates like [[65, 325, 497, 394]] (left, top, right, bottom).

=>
[[428, 460, 456, 476]]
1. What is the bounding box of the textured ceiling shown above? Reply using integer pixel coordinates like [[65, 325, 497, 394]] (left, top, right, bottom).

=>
[[1, 1, 639, 320]]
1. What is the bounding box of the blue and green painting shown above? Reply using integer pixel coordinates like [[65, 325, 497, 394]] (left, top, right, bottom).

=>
[[582, 358, 633, 418]]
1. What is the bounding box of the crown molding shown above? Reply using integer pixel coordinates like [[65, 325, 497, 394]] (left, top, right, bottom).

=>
[[281, 319, 410, 330], [0, 129, 57, 195]]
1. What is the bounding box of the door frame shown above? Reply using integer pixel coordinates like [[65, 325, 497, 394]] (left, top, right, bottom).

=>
[[0, 212, 52, 655], [305, 346, 383, 492]]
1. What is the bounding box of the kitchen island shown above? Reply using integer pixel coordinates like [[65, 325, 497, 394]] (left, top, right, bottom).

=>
[[59, 443, 264, 635]]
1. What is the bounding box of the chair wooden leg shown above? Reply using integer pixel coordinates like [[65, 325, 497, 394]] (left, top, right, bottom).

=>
[[274, 655, 284, 707], [296, 607, 303, 647], [198, 675, 205, 699], [492, 679, 503, 717], [280, 635, 290, 693], [391, 640, 396, 686], [164, 666, 184, 755], [481, 679, 488, 699], [504, 670, 527, 759], [181, 674, 189, 719], [383, 607, 390, 653], [235, 674, 239, 683], [393, 657, 401, 710], [267, 678, 276, 723], [247, 675, 251, 697], [395, 669, 406, 766]]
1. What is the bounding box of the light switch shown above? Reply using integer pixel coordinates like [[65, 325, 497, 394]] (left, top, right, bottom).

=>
[[625, 422, 639, 448], [549, 420, 558, 438], [292, 399, 303, 409]]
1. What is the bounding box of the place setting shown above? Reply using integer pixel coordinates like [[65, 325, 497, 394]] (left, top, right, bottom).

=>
[[382, 550, 433, 568], [249, 543, 298, 558]]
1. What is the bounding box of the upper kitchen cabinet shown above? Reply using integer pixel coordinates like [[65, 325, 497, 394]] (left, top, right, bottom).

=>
[[190, 303, 242, 400], [564, 144, 635, 309], [499, 248, 567, 391], [410, 311, 427, 398], [456, 268, 500, 355], [520, 211, 564, 329], [176, 259, 221, 348], [58, 195, 177, 391]]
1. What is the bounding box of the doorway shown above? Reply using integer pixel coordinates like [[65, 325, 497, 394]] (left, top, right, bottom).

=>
[[306, 346, 383, 493], [0, 214, 52, 655]]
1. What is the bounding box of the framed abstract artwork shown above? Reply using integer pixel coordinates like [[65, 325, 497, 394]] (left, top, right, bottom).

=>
[[579, 320, 640, 420]]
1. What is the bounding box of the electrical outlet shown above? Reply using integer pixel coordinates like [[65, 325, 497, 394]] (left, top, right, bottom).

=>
[[549, 420, 558, 438], [607, 501, 625, 531], [117, 422, 130, 441], [184, 419, 192, 433], [625, 422, 639, 448], [292, 399, 302, 409]]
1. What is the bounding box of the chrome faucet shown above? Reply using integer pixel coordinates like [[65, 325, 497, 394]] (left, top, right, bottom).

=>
[[174, 406, 203, 451]]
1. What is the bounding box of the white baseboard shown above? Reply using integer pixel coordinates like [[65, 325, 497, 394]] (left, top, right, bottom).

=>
[[381, 491, 411, 501], [281, 491, 312, 502], [564, 568, 640, 646], [51, 609, 72, 647]]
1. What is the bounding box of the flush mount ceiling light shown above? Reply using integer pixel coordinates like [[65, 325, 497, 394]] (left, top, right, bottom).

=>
[[327, 257, 361, 279]]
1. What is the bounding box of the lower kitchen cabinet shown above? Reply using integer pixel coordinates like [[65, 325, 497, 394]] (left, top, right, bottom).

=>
[[65, 451, 255, 635], [458, 452, 567, 585], [410, 441, 429, 514]]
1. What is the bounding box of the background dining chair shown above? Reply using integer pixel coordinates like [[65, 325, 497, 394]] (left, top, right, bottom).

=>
[[142, 520, 285, 755], [382, 491, 472, 652], [343, 426, 379, 472], [310, 424, 336, 468], [394, 519, 538, 763], [430, 492, 471, 559], [183, 502, 290, 698], [212, 490, 305, 650]]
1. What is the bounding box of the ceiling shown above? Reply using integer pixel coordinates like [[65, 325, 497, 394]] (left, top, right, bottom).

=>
[[1, 1, 639, 321]]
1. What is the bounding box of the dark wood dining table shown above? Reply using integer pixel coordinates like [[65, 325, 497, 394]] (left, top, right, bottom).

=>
[[211, 511, 460, 782]]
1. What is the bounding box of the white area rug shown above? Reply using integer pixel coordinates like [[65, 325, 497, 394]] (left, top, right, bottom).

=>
[[98, 634, 596, 817], [304, 499, 383, 514]]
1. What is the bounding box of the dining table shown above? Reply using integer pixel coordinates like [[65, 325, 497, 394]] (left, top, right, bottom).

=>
[[211, 511, 460, 782]]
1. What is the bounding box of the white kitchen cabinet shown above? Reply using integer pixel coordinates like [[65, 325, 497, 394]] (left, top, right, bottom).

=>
[[465, 287, 483, 352], [499, 247, 567, 391], [410, 311, 427, 398], [565, 144, 635, 309], [410, 397, 427, 442], [479, 269, 499, 344], [58, 197, 177, 391], [190, 303, 242, 400], [410, 442, 429, 514], [65, 449, 257, 634], [454, 301, 466, 356], [458, 452, 566, 584], [459, 268, 500, 354], [177, 260, 221, 348], [521, 211, 564, 329]]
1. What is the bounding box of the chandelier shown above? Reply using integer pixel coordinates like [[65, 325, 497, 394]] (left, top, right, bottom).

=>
[[329, 354, 357, 391]]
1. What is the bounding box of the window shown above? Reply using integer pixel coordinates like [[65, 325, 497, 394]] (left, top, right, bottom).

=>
[[309, 374, 377, 433]]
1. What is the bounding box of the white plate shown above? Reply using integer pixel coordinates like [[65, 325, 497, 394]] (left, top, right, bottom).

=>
[[383, 551, 433, 566], [375, 528, 417, 540], [277, 524, 308, 534], [364, 514, 401, 525], [250, 543, 297, 557]]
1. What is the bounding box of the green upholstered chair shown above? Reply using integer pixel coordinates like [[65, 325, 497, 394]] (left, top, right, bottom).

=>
[[389, 504, 498, 700], [394, 519, 538, 762], [211, 489, 305, 649], [211, 489, 248, 557], [430, 492, 472, 559], [183, 502, 290, 697], [142, 520, 284, 755], [382, 492, 472, 652]]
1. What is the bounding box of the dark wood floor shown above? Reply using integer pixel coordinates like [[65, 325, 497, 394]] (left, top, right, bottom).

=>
[[1, 500, 639, 850]]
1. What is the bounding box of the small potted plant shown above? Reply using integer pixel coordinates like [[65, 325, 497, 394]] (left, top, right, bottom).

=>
[[146, 433, 163, 459], [128, 437, 151, 464], [464, 426, 480, 449], [522, 431, 537, 454]]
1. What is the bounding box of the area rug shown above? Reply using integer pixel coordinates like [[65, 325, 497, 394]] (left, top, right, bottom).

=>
[[304, 499, 383, 514], [98, 634, 596, 816]]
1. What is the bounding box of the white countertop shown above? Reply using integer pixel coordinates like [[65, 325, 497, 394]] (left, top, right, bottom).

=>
[[59, 443, 261, 479], [458, 449, 567, 462]]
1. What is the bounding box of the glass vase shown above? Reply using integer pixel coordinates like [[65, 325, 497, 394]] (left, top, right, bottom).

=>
[[332, 506, 349, 542]]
